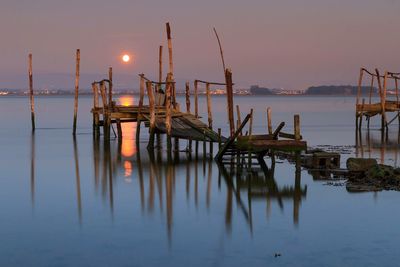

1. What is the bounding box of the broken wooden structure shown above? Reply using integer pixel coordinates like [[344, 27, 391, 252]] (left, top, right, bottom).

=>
[[356, 68, 400, 132]]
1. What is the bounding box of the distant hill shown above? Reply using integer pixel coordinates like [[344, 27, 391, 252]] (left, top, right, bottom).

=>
[[250, 85, 274, 95], [305, 85, 377, 95]]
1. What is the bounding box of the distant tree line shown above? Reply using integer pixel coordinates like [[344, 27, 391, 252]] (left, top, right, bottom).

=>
[[304, 85, 377, 95]]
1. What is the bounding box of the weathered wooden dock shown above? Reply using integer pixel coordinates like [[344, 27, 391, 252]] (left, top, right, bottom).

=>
[[356, 68, 400, 132]]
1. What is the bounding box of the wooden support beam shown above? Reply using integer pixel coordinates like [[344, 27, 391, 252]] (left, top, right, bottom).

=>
[[249, 108, 254, 136], [357, 68, 363, 106], [139, 74, 145, 115], [273, 122, 285, 139], [73, 49, 80, 135], [166, 73, 172, 151], [225, 69, 235, 136], [215, 113, 251, 162], [28, 53, 35, 131], [92, 83, 100, 137], [206, 83, 213, 129]]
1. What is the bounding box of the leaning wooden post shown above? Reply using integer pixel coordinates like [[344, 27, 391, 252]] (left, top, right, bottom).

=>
[[28, 53, 35, 131], [108, 67, 113, 108], [72, 49, 80, 135], [166, 73, 173, 152], [267, 107, 273, 135], [294, 114, 300, 141], [194, 80, 199, 117], [357, 68, 363, 106], [225, 69, 235, 136], [383, 71, 388, 131], [147, 81, 156, 149], [206, 83, 213, 129]]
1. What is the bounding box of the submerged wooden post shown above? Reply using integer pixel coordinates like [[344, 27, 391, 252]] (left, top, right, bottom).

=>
[[267, 107, 272, 135], [28, 53, 35, 131], [147, 81, 156, 149], [206, 83, 213, 129], [185, 82, 191, 113], [294, 114, 300, 141], [225, 69, 235, 136], [73, 49, 80, 135], [194, 80, 199, 117]]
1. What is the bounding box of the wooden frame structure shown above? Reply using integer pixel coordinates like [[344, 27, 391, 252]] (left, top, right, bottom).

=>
[[356, 68, 400, 132]]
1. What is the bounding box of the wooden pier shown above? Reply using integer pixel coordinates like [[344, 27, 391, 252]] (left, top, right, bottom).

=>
[[356, 68, 400, 132]]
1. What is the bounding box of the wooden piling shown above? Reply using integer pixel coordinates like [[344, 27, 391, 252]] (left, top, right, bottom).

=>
[[249, 109, 254, 136], [159, 45, 163, 84], [356, 68, 363, 106], [294, 114, 300, 141], [166, 73, 172, 151], [28, 53, 35, 131], [147, 81, 156, 149], [267, 107, 272, 135], [185, 82, 191, 113], [92, 83, 100, 137], [375, 69, 387, 131], [166, 23, 176, 106], [194, 80, 199, 117], [73, 49, 80, 135], [236, 105, 242, 130], [206, 83, 213, 129], [225, 69, 235, 136], [108, 67, 113, 109]]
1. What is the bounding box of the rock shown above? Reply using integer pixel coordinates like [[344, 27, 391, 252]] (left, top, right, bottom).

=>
[[366, 164, 393, 180], [346, 158, 377, 172]]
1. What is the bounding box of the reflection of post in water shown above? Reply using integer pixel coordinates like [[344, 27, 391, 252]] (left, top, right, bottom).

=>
[[30, 133, 35, 208], [136, 149, 145, 212], [165, 159, 174, 244], [293, 152, 302, 226], [104, 141, 114, 215], [93, 134, 100, 191], [206, 157, 213, 210], [73, 136, 83, 224]]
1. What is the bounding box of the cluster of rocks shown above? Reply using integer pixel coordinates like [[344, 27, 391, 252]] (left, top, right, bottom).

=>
[[346, 158, 400, 192]]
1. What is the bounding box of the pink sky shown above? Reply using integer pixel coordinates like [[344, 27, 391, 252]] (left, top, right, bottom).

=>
[[1, 0, 400, 90]]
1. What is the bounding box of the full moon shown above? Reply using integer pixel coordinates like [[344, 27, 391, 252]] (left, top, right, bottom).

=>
[[122, 54, 130, 63]]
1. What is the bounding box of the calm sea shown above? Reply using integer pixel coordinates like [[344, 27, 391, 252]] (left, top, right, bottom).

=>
[[0, 95, 399, 267]]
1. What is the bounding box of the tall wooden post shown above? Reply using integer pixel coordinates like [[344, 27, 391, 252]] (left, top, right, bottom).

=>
[[194, 80, 199, 117], [166, 22, 176, 106], [267, 107, 272, 135], [294, 114, 300, 141], [92, 83, 100, 137], [206, 83, 213, 129], [28, 53, 35, 131], [159, 46, 163, 84], [249, 109, 254, 136], [225, 69, 235, 136], [136, 74, 145, 146], [375, 69, 387, 131], [357, 68, 363, 106], [185, 82, 191, 113], [108, 67, 113, 108], [147, 81, 156, 149], [73, 49, 80, 135], [166, 73, 172, 152]]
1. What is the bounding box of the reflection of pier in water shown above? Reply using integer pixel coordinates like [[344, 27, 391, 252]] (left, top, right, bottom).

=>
[[29, 123, 308, 242], [355, 128, 400, 166]]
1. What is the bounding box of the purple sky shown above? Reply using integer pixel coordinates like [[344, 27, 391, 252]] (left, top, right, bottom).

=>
[[1, 0, 400, 90]]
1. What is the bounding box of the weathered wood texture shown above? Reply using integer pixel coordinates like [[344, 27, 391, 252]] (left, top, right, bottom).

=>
[[73, 49, 80, 135], [28, 53, 35, 131]]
